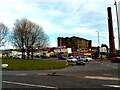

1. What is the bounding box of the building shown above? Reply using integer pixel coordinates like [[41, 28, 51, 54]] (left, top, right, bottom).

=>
[[57, 36, 92, 52]]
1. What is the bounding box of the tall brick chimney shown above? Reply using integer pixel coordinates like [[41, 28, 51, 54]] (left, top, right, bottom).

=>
[[107, 7, 115, 56]]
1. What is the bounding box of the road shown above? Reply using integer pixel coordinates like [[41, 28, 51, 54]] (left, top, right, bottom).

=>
[[2, 60, 120, 89]]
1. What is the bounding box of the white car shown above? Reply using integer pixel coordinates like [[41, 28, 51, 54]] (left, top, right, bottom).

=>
[[67, 57, 78, 62], [80, 56, 92, 61]]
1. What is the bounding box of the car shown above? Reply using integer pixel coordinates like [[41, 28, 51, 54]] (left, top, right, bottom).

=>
[[110, 56, 120, 63], [41, 55, 49, 59], [33, 53, 41, 58], [110, 52, 120, 63], [80, 56, 92, 61], [67, 57, 78, 62], [75, 56, 82, 59], [58, 56, 67, 60], [12, 55, 22, 59], [76, 59, 85, 65]]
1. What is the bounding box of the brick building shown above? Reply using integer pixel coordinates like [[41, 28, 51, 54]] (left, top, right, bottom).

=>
[[57, 36, 92, 52]]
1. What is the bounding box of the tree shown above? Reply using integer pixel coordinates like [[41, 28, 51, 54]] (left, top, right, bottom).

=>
[[0, 23, 8, 47], [12, 19, 27, 59], [12, 18, 49, 59]]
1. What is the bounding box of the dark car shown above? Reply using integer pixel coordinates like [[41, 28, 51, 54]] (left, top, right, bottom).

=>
[[110, 52, 120, 63], [58, 56, 67, 60], [76, 59, 85, 65], [111, 56, 120, 63], [41, 55, 49, 59]]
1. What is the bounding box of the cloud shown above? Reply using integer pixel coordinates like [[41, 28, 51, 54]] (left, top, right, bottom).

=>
[[0, 0, 119, 49], [0, 0, 39, 28], [47, 9, 64, 16]]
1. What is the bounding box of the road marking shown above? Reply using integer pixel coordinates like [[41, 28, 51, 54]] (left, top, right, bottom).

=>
[[15, 74, 27, 76], [3, 81, 58, 89], [103, 85, 120, 88], [37, 73, 47, 75], [84, 76, 119, 80]]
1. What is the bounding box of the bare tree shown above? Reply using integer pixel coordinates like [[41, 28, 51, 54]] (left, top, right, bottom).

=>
[[24, 20, 49, 59], [30, 27, 50, 59], [0, 23, 8, 47], [12, 18, 49, 59], [12, 19, 27, 59]]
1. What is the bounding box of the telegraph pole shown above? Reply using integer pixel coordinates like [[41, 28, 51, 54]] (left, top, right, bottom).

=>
[[96, 31, 100, 59], [114, 0, 120, 50]]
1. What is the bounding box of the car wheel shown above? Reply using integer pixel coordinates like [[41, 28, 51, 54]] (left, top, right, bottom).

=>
[[83, 63, 85, 65]]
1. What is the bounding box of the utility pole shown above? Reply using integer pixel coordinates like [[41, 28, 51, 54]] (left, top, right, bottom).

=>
[[114, 0, 120, 50], [96, 31, 100, 46], [96, 31, 100, 59]]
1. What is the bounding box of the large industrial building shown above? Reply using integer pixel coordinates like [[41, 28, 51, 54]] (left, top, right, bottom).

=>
[[57, 36, 92, 51]]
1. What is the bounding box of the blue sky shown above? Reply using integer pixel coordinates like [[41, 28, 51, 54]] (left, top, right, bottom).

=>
[[0, 0, 120, 50]]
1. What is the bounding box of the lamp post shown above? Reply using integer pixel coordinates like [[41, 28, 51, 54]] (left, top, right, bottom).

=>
[[114, 0, 120, 50], [96, 31, 100, 46], [96, 31, 100, 59]]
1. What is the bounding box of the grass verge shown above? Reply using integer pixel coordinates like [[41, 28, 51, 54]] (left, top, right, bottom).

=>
[[2, 58, 68, 70]]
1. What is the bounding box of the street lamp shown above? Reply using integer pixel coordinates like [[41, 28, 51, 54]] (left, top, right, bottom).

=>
[[96, 31, 100, 46], [96, 31, 100, 59], [114, 0, 120, 50]]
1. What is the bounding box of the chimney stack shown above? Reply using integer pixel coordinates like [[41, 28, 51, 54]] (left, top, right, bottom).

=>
[[107, 7, 116, 56]]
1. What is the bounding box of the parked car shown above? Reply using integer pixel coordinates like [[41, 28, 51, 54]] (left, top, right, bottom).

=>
[[67, 57, 77, 62], [111, 56, 120, 63], [80, 56, 92, 61], [110, 52, 120, 63], [58, 56, 67, 60], [33, 53, 41, 58], [12, 55, 22, 59], [76, 59, 85, 65], [75, 56, 82, 59], [41, 55, 49, 59]]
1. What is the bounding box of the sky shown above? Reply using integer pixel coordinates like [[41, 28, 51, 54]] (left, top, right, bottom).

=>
[[0, 0, 120, 50]]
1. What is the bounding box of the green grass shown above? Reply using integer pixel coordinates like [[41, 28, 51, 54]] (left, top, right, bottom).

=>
[[2, 58, 68, 70]]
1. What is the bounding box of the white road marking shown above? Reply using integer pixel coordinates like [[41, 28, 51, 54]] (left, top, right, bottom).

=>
[[37, 73, 47, 75], [84, 76, 119, 80], [3, 81, 58, 89], [103, 85, 120, 88], [15, 74, 27, 76]]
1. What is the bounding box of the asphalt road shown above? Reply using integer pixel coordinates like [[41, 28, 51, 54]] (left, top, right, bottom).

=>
[[2, 60, 120, 89]]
